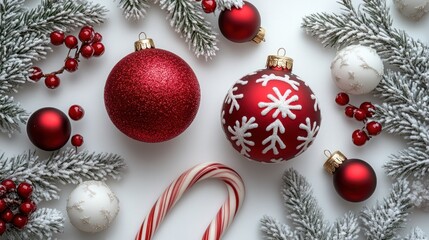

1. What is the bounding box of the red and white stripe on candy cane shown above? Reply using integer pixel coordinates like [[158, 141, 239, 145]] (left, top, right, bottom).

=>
[[135, 162, 245, 240]]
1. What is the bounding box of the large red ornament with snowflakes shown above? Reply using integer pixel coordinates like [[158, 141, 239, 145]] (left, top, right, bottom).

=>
[[104, 33, 200, 142], [221, 49, 321, 163]]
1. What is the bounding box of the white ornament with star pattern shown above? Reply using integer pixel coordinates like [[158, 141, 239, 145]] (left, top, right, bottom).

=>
[[331, 45, 384, 95], [394, 0, 429, 20], [66, 181, 120, 233]]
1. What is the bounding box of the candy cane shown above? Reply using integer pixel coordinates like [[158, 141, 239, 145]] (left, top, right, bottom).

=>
[[135, 162, 245, 240]]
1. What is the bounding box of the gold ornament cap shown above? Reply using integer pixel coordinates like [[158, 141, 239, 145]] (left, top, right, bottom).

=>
[[134, 32, 155, 51], [252, 27, 266, 44], [323, 150, 348, 175], [266, 48, 294, 71]]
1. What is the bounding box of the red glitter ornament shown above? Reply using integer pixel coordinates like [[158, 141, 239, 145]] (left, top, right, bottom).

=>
[[218, 1, 265, 43], [26, 107, 71, 151], [324, 150, 377, 202], [221, 49, 321, 163], [104, 33, 200, 142]]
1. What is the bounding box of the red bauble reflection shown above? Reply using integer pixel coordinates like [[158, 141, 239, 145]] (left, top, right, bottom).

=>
[[27, 107, 71, 151], [333, 159, 377, 202], [104, 48, 200, 143], [218, 1, 261, 43]]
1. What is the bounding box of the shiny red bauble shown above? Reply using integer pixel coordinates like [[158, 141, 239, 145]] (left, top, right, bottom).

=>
[[218, 1, 262, 43], [104, 37, 200, 142], [333, 159, 377, 202], [221, 51, 321, 163], [27, 107, 71, 151]]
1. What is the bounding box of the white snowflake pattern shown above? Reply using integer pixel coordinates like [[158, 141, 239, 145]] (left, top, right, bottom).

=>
[[228, 116, 259, 157], [262, 119, 286, 155], [258, 87, 302, 119], [221, 110, 226, 124], [225, 86, 243, 114], [237, 79, 248, 85], [311, 94, 319, 112], [270, 158, 286, 163], [256, 74, 300, 90], [296, 117, 320, 156]]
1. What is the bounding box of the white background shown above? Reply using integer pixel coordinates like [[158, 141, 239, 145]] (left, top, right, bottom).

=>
[[2, 0, 429, 239]]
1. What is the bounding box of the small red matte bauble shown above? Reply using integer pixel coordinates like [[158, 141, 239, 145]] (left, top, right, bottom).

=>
[[104, 34, 200, 142], [218, 1, 265, 43], [221, 49, 321, 163], [27, 107, 71, 151], [324, 151, 377, 202]]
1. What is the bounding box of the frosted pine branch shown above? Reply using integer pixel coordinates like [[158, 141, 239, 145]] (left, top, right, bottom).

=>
[[330, 212, 359, 240], [360, 180, 413, 240], [118, 0, 150, 20], [2, 208, 64, 240], [0, 95, 27, 135], [282, 169, 329, 239], [260, 215, 297, 240], [0, 148, 126, 202], [156, 0, 218, 59], [404, 228, 428, 240], [217, 0, 243, 10]]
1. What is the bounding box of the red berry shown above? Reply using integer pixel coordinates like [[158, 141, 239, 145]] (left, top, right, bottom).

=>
[[1, 179, 16, 192], [344, 106, 356, 118], [12, 215, 28, 229], [354, 109, 367, 121], [92, 42, 105, 57], [81, 26, 94, 32], [0, 186, 6, 197], [29, 67, 43, 81], [202, 0, 217, 13], [93, 32, 102, 43], [1, 209, 13, 222], [79, 28, 94, 42], [0, 220, 6, 235], [17, 182, 33, 199], [71, 134, 84, 147], [335, 92, 350, 106], [80, 44, 94, 58], [50, 31, 65, 45], [22, 199, 37, 213], [19, 203, 33, 215], [360, 102, 376, 118], [68, 105, 85, 121], [45, 74, 60, 89], [0, 200, 7, 213], [366, 121, 382, 136], [65, 35, 78, 49], [352, 130, 368, 146], [64, 58, 78, 72]]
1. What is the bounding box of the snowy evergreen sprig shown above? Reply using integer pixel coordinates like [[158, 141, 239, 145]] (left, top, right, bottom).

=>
[[0, 0, 107, 135], [360, 180, 412, 239], [302, 0, 429, 206], [261, 169, 425, 240], [261, 169, 360, 240], [0, 148, 126, 203], [115, 0, 244, 58], [3, 208, 64, 240]]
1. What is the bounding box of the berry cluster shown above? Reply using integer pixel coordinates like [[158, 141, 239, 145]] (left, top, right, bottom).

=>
[[0, 180, 36, 235], [335, 92, 382, 146], [68, 105, 85, 148], [29, 26, 105, 89], [196, 0, 217, 13]]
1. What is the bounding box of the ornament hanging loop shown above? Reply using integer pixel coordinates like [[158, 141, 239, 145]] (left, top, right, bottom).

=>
[[135, 32, 155, 51], [324, 150, 332, 158], [277, 48, 286, 57]]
